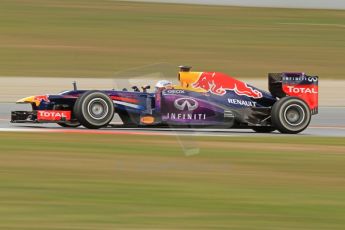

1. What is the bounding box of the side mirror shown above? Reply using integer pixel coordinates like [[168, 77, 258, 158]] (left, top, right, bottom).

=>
[[131, 86, 140, 92], [141, 85, 150, 93]]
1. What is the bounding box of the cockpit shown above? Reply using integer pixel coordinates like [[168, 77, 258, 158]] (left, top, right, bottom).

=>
[[122, 65, 206, 93]]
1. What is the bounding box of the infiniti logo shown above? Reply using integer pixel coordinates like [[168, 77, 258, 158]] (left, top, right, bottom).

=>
[[174, 98, 199, 111]]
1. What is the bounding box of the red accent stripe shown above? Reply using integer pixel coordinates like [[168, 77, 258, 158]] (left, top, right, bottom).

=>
[[110, 96, 138, 103]]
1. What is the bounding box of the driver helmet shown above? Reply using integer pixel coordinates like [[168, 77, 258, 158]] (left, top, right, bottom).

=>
[[155, 80, 173, 92]]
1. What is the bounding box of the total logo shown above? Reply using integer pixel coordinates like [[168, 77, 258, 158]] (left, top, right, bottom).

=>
[[174, 98, 199, 111], [37, 110, 71, 121], [287, 86, 318, 94]]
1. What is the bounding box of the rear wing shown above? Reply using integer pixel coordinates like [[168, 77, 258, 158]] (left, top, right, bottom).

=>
[[269, 73, 318, 115]]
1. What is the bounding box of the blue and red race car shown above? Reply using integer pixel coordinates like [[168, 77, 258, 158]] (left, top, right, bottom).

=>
[[11, 66, 318, 134]]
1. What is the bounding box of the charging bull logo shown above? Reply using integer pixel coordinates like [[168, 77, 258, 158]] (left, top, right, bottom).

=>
[[192, 72, 263, 99]]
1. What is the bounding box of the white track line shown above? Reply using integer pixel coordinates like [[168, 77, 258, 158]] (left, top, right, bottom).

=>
[[0, 128, 51, 132], [0, 127, 242, 137], [1, 126, 345, 137]]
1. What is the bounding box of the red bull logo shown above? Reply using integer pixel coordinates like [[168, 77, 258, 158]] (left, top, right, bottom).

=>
[[192, 72, 263, 99], [34, 95, 50, 102]]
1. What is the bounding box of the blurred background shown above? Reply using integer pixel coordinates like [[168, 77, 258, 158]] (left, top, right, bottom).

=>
[[0, 0, 344, 78], [0, 1, 345, 230]]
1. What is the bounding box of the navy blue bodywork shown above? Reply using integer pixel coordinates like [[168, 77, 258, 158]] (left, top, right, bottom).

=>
[[26, 82, 277, 127]]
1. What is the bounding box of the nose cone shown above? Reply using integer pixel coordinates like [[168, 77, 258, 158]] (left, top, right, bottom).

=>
[[16, 96, 35, 104], [16, 95, 48, 106]]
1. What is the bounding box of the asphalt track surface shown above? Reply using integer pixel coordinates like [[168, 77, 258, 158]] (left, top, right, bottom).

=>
[[0, 103, 344, 137]]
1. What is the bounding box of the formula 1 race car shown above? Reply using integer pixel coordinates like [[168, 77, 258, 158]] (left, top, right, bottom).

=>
[[11, 66, 318, 134]]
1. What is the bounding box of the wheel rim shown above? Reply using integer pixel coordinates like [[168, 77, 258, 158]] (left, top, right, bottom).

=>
[[87, 98, 109, 120], [283, 104, 305, 126]]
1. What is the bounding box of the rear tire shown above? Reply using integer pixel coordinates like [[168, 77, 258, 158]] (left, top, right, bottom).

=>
[[271, 97, 311, 134], [252, 126, 275, 133], [74, 91, 114, 129]]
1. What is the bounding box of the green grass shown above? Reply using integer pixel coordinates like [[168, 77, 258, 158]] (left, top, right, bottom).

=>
[[0, 0, 344, 78], [0, 132, 345, 229]]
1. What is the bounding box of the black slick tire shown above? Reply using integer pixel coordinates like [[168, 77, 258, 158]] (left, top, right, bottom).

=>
[[252, 126, 276, 133], [74, 91, 114, 129], [271, 97, 311, 134], [57, 121, 81, 128]]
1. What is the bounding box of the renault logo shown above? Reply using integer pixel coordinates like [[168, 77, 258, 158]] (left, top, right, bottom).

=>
[[174, 98, 198, 111]]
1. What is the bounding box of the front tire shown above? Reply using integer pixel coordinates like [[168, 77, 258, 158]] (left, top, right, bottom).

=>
[[271, 97, 311, 134], [74, 91, 114, 129], [57, 121, 81, 128]]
